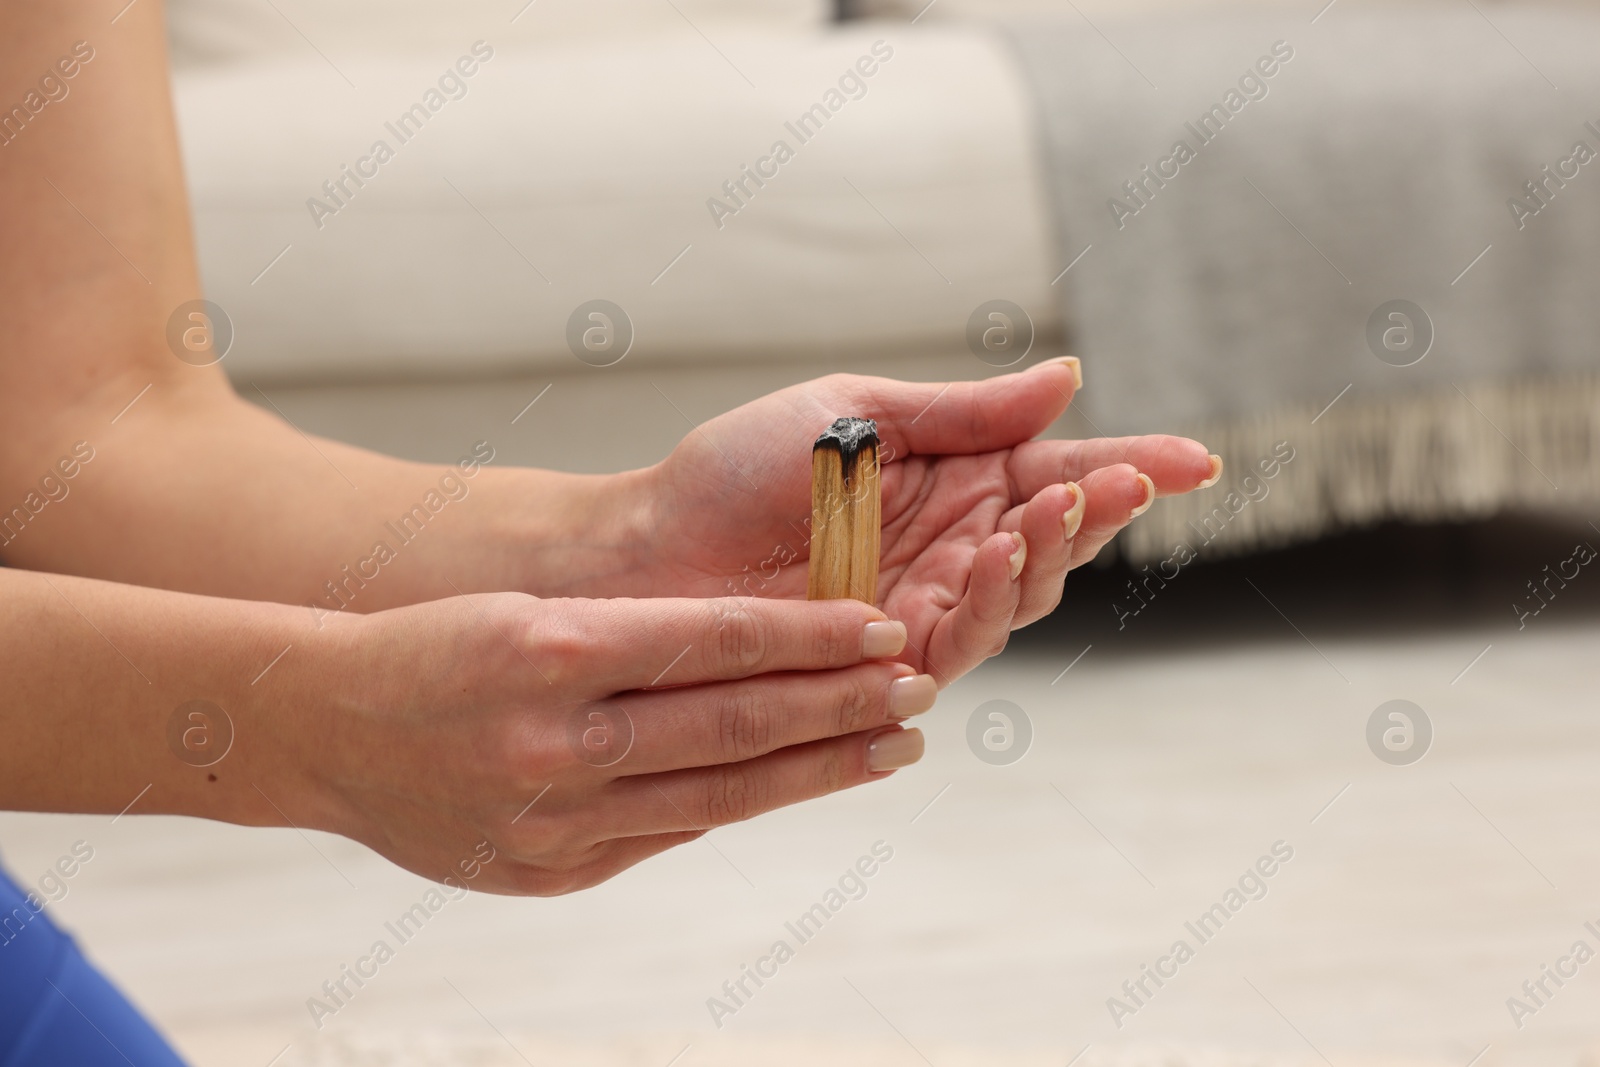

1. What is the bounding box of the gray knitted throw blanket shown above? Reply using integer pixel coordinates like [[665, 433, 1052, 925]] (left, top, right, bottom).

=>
[[998, 2, 1600, 559]]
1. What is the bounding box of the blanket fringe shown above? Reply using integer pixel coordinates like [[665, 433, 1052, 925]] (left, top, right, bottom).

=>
[[1120, 376, 1600, 563]]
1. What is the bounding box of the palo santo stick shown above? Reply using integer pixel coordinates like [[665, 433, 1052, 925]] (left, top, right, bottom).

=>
[[807, 416, 881, 604]]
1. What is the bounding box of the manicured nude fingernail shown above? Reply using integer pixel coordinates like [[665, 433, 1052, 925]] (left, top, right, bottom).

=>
[[867, 727, 925, 771], [1198, 454, 1223, 489], [889, 674, 937, 717], [1062, 481, 1085, 540], [1130, 473, 1156, 517], [862, 620, 907, 658], [1008, 532, 1027, 580], [1033, 355, 1083, 389]]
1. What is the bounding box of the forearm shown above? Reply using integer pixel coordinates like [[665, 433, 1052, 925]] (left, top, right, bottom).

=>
[[0, 565, 333, 827], [0, 0, 659, 606], [0, 379, 657, 608]]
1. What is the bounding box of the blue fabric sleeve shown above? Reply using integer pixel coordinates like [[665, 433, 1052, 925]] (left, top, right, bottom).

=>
[[0, 860, 188, 1067]]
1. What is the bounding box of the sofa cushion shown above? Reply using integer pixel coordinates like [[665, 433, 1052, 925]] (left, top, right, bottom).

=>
[[176, 25, 1059, 383], [169, 0, 831, 67]]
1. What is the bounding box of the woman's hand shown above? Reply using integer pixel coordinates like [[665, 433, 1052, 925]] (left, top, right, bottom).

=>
[[305, 592, 934, 896], [634, 361, 1220, 684]]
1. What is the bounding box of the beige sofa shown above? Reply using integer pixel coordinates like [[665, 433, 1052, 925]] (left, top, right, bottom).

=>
[[172, 0, 1065, 477]]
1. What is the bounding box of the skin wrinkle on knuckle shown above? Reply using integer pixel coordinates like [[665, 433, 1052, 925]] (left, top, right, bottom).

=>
[[995, 445, 1024, 503], [962, 381, 990, 442], [1003, 448, 1024, 501], [816, 606, 856, 666], [703, 762, 763, 826], [713, 602, 768, 675], [813, 747, 847, 797], [713, 686, 771, 763], [834, 671, 878, 735]]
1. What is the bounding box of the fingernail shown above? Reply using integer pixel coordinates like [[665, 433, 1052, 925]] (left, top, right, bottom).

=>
[[1062, 481, 1085, 540], [1008, 532, 1027, 580], [1198, 454, 1223, 489], [1033, 355, 1083, 389], [862, 620, 907, 658], [889, 674, 938, 717], [867, 727, 925, 772], [1130, 473, 1156, 517]]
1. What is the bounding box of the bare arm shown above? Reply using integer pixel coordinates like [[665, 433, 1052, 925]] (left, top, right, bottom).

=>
[[0, 566, 318, 825], [0, 0, 1215, 683], [0, 0, 643, 610], [1, 562, 927, 894]]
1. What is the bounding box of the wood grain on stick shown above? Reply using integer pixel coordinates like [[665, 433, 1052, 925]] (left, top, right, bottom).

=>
[[807, 416, 881, 604]]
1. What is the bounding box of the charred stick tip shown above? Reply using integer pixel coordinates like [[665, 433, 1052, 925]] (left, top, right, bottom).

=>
[[812, 416, 879, 476]]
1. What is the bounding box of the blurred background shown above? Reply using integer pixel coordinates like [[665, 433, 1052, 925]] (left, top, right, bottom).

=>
[[5, 0, 1600, 1063]]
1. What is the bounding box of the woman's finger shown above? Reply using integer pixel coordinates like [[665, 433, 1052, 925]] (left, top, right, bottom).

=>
[[1066, 463, 1156, 570], [1005, 436, 1219, 502], [921, 530, 1026, 685], [563, 596, 907, 694], [997, 481, 1082, 629], [995, 467, 1151, 631], [603, 661, 936, 775], [602, 726, 925, 834]]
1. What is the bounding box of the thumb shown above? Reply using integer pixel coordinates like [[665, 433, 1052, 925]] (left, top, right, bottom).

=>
[[800, 359, 1081, 460]]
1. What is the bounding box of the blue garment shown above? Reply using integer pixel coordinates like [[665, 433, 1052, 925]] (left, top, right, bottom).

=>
[[0, 862, 187, 1067]]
